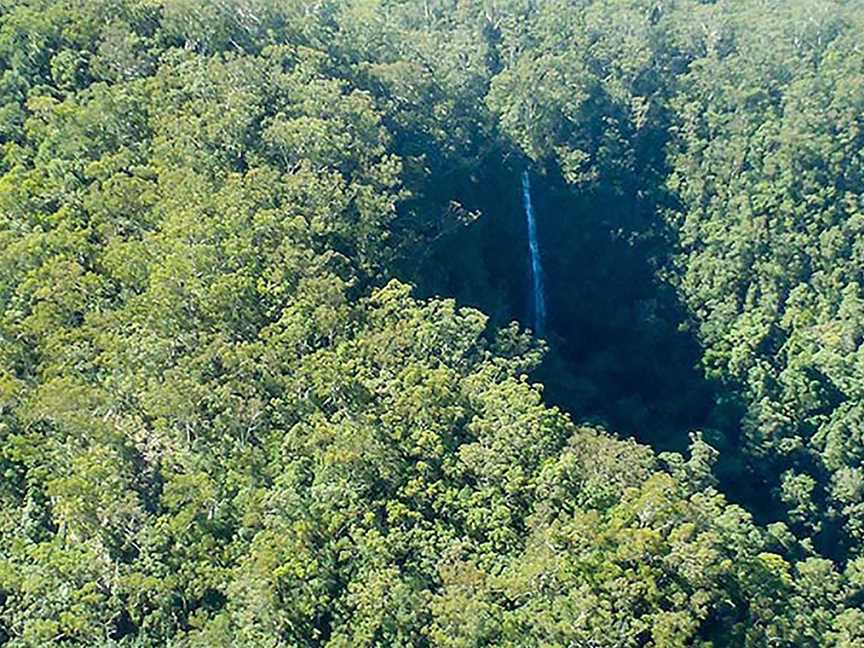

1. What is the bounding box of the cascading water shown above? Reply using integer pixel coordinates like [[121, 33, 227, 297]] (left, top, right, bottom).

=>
[[521, 170, 547, 336]]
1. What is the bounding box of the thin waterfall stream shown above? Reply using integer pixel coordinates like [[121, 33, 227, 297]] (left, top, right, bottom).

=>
[[522, 170, 547, 335]]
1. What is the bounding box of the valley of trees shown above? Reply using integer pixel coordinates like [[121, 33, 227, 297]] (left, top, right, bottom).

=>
[[2, 0, 864, 645]]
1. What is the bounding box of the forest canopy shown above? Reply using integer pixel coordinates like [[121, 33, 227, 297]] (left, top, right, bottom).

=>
[[2, 0, 864, 646]]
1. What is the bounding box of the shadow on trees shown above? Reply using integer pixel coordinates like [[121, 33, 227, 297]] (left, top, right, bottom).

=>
[[405, 155, 777, 519]]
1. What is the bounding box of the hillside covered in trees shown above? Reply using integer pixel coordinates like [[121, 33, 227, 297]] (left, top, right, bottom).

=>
[[2, 0, 864, 645]]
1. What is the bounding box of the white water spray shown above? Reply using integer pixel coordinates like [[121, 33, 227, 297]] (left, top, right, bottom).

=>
[[521, 170, 547, 336]]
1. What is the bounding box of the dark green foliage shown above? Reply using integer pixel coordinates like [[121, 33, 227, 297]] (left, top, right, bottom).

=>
[[1, 0, 864, 646], [666, 0, 864, 557]]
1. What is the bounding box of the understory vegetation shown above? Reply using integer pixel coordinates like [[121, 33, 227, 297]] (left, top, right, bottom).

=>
[[2, 1, 864, 646]]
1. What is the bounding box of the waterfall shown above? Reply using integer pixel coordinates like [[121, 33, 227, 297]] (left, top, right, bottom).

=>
[[521, 170, 547, 336]]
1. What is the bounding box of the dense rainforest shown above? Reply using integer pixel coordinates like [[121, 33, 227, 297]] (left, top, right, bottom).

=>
[[2, 0, 864, 645]]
